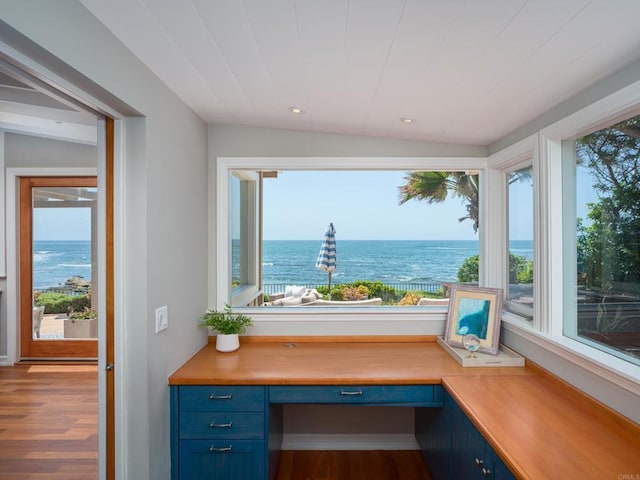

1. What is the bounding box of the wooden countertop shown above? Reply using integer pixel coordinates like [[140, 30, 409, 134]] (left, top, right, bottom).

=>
[[168, 337, 530, 385], [444, 374, 640, 480], [168, 337, 640, 480]]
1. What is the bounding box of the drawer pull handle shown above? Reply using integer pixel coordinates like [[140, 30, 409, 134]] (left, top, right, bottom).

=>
[[340, 389, 363, 396], [209, 445, 232, 453], [475, 458, 484, 466], [209, 394, 232, 400], [482, 467, 492, 477], [209, 421, 233, 428]]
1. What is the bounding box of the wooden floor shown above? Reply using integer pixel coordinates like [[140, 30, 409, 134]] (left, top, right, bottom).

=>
[[0, 364, 98, 480], [275, 450, 432, 480]]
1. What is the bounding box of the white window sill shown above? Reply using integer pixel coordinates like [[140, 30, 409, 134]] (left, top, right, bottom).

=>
[[502, 319, 640, 396], [239, 306, 449, 336]]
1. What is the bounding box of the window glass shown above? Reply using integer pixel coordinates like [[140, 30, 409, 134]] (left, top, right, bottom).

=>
[[247, 170, 481, 307], [231, 175, 240, 289], [567, 114, 640, 365], [229, 171, 260, 307], [506, 167, 534, 319]]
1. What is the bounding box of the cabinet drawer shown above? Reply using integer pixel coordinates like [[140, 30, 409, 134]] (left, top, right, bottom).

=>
[[269, 385, 439, 405], [179, 386, 265, 412], [179, 412, 264, 439], [179, 439, 265, 480]]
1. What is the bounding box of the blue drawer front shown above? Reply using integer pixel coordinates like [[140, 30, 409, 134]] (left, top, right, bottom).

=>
[[179, 386, 265, 412], [179, 439, 265, 480], [179, 412, 264, 439], [269, 385, 440, 405]]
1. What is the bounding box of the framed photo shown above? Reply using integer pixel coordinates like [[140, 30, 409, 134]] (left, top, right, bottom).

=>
[[444, 285, 503, 355]]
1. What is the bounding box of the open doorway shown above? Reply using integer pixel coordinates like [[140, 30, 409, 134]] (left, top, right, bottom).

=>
[[20, 176, 98, 359], [1, 51, 117, 477]]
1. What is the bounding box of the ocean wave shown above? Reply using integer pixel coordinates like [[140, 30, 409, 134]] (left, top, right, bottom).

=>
[[33, 251, 63, 262], [58, 263, 92, 268]]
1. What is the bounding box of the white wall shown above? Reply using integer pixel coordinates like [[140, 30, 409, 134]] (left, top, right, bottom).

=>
[[1, 3, 209, 480]]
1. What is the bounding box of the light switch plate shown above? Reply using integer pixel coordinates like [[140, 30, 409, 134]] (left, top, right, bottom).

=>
[[155, 306, 168, 333]]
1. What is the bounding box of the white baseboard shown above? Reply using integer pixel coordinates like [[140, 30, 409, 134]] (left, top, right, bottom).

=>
[[0, 355, 12, 366], [281, 434, 419, 451]]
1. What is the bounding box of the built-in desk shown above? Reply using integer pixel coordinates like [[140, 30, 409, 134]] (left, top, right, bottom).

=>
[[169, 337, 640, 479]]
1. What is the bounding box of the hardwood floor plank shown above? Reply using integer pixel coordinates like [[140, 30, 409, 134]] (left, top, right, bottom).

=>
[[0, 365, 97, 479], [275, 450, 432, 480]]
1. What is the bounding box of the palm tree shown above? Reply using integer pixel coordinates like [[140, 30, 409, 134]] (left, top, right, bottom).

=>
[[398, 171, 480, 232], [399, 170, 534, 233]]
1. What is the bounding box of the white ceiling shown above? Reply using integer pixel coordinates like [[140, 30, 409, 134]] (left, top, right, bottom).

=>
[[79, 0, 640, 146], [26, 1, 640, 146], [0, 70, 98, 144]]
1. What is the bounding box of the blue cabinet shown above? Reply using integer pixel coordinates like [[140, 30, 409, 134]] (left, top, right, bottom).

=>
[[415, 398, 451, 480], [448, 392, 516, 480], [171, 386, 268, 480], [269, 385, 440, 406], [178, 439, 265, 479]]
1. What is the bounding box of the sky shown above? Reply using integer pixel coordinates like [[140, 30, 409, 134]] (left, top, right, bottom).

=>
[[34, 169, 594, 242], [33, 208, 91, 241], [263, 171, 486, 241]]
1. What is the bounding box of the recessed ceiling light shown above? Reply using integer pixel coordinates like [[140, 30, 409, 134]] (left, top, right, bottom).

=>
[[400, 117, 415, 124], [288, 107, 305, 114]]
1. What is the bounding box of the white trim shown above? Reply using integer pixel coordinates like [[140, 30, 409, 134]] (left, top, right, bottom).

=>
[[0, 130, 5, 277], [281, 434, 419, 451], [213, 156, 488, 320], [245, 308, 447, 336], [502, 321, 640, 396], [111, 119, 128, 480], [4, 167, 97, 365], [487, 134, 537, 324]]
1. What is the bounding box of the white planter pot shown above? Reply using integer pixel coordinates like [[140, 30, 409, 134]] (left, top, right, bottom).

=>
[[216, 333, 240, 352]]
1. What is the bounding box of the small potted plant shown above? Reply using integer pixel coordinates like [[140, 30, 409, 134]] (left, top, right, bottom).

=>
[[199, 303, 253, 352]]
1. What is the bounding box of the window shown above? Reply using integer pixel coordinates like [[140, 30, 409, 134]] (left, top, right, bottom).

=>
[[563, 114, 640, 366], [505, 166, 534, 320], [228, 171, 260, 307], [213, 158, 487, 321]]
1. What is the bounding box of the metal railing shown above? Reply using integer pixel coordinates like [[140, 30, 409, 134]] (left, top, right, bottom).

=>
[[262, 282, 443, 296]]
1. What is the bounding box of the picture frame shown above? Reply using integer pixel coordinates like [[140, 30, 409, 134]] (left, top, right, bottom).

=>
[[444, 285, 503, 355]]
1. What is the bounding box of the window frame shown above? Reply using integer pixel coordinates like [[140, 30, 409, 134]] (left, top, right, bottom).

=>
[[487, 134, 538, 327], [211, 156, 489, 336], [229, 170, 260, 307], [500, 79, 640, 388]]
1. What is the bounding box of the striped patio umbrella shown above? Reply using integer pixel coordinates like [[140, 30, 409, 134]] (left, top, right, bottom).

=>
[[315, 223, 337, 298]]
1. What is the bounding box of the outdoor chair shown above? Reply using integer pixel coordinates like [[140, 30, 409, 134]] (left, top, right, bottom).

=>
[[32, 306, 45, 339]]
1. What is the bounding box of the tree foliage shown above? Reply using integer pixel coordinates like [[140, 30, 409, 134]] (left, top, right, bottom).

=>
[[398, 170, 531, 233], [576, 115, 640, 293], [456, 253, 533, 284]]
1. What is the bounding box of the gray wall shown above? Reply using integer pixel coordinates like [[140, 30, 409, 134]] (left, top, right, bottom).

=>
[[4, 132, 97, 168], [2, 2, 209, 480], [208, 124, 487, 442], [489, 58, 640, 424]]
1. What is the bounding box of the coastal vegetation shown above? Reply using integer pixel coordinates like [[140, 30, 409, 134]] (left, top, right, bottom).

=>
[[34, 291, 91, 314]]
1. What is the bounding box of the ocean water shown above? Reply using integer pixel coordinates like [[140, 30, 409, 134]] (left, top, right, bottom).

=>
[[33, 240, 92, 291], [34, 239, 533, 291], [261, 240, 533, 286]]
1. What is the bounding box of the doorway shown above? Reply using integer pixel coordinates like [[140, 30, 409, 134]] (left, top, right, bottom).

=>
[[19, 176, 98, 359]]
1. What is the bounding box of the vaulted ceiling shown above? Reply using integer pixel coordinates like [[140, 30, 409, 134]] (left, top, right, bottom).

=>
[[4, 1, 640, 147], [79, 0, 640, 146]]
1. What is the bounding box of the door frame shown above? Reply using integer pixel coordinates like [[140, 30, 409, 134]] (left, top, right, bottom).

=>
[[5, 168, 97, 364], [19, 175, 98, 359], [1, 33, 126, 480]]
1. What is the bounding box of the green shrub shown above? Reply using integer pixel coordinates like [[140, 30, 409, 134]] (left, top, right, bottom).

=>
[[457, 255, 479, 283], [34, 292, 91, 314]]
